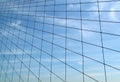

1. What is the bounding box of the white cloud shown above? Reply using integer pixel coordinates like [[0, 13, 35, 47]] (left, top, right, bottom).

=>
[[0, 20, 25, 37], [53, 18, 94, 38], [109, 8, 116, 21], [68, 4, 80, 9], [0, 49, 39, 55], [10, 20, 22, 29], [109, 3, 120, 21], [6, 20, 24, 32], [0, 30, 9, 36]]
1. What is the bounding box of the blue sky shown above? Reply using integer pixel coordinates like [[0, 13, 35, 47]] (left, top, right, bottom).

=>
[[0, 0, 120, 82]]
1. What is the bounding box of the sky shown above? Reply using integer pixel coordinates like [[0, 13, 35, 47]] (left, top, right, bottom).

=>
[[0, 0, 120, 82]]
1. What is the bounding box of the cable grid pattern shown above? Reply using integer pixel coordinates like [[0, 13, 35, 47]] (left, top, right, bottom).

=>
[[0, 0, 120, 82]]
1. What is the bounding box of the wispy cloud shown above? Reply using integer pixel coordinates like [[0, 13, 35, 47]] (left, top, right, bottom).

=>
[[109, 2, 120, 21], [54, 18, 94, 38], [0, 49, 39, 55], [0, 20, 24, 38], [68, 4, 80, 10], [10, 20, 21, 28]]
